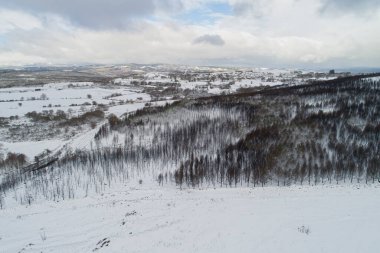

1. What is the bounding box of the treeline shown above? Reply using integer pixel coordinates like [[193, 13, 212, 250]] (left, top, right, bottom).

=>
[[172, 123, 379, 188], [170, 77, 380, 188], [25, 109, 104, 125]]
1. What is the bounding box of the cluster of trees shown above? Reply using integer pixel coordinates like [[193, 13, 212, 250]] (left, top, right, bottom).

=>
[[58, 109, 104, 127], [0, 152, 27, 170], [25, 108, 104, 126], [26, 110, 68, 122]]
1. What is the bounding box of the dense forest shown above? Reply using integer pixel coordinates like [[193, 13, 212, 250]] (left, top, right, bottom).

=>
[[1, 75, 379, 206]]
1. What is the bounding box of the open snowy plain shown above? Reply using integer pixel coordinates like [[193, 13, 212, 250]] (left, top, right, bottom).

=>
[[1, 184, 379, 253]]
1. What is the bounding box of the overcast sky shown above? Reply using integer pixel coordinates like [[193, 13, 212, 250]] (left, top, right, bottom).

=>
[[0, 0, 379, 68]]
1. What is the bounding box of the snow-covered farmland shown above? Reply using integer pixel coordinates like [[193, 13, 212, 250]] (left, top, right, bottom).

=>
[[0, 82, 152, 160], [0, 184, 379, 253], [0, 82, 150, 117]]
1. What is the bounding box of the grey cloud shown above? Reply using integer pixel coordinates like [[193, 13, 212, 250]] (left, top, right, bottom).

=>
[[233, 2, 260, 17], [320, 0, 380, 14], [0, 0, 180, 29], [231, 0, 269, 18], [233, 2, 252, 16], [193, 34, 225, 46]]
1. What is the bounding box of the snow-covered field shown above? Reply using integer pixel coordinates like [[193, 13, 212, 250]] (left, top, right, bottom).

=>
[[0, 184, 379, 253], [0, 82, 153, 160], [0, 82, 149, 118], [0, 139, 65, 159]]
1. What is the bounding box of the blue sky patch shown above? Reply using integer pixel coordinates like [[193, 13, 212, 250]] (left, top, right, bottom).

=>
[[176, 2, 233, 24], [0, 35, 7, 46]]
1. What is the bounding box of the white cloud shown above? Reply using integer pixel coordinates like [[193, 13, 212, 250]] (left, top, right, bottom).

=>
[[0, 9, 42, 33], [0, 0, 379, 68], [0, 51, 47, 66]]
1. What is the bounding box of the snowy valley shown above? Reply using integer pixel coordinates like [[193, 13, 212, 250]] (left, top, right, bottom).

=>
[[0, 66, 379, 253]]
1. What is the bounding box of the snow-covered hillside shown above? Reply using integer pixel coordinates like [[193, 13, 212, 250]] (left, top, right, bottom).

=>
[[1, 68, 379, 253], [0, 184, 379, 253]]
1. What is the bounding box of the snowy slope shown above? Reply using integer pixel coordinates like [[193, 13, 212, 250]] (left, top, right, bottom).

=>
[[0, 184, 379, 253], [0, 139, 66, 159]]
